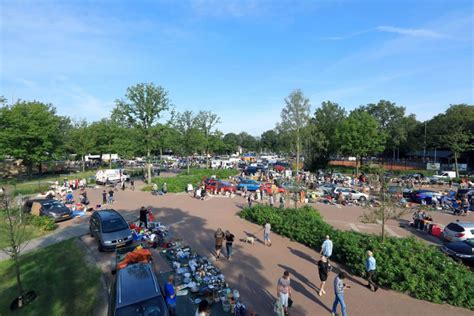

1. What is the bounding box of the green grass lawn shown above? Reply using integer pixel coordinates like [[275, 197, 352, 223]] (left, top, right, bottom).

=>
[[143, 168, 239, 192], [0, 239, 101, 316], [0, 219, 51, 249]]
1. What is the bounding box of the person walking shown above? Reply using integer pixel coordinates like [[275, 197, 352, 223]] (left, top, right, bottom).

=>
[[130, 179, 135, 191], [121, 180, 126, 191], [269, 193, 275, 207], [107, 189, 114, 204], [331, 272, 349, 316], [102, 190, 107, 205], [164, 275, 177, 316], [248, 194, 253, 208], [214, 228, 225, 260], [225, 230, 235, 260], [263, 221, 272, 246], [317, 255, 329, 296], [277, 270, 292, 316], [321, 235, 333, 261], [365, 250, 378, 291]]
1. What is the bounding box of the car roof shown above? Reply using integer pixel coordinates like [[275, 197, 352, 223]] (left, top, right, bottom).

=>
[[116, 263, 161, 308], [96, 209, 121, 220], [449, 222, 474, 228], [33, 199, 64, 205]]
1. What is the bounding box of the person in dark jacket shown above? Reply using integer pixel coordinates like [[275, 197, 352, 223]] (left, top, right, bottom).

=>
[[139, 206, 149, 228], [318, 255, 329, 296]]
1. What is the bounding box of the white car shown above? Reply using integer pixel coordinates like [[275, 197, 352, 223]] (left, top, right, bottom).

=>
[[333, 187, 369, 201], [443, 222, 474, 242]]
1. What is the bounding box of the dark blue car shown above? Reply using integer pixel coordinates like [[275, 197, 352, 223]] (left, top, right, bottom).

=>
[[441, 239, 474, 262], [409, 190, 436, 204]]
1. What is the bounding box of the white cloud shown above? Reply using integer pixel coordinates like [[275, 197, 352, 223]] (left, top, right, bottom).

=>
[[376, 25, 446, 38]]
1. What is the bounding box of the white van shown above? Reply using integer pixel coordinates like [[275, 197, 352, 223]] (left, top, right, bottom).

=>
[[432, 171, 457, 180], [95, 169, 130, 184]]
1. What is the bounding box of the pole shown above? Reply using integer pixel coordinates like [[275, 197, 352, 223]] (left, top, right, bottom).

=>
[[423, 122, 427, 161]]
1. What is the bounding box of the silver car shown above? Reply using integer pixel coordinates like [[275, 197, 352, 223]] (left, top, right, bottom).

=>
[[443, 222, 474, 242], [90, 209, 132, 252]]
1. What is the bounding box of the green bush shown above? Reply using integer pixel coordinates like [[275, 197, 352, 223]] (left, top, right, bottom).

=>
[[143, 168, 238, 193], [239, 205, 474, 310], [29, 215, 58, 231]]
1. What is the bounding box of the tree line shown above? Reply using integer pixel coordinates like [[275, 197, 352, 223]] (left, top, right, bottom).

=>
[[1, 84, 473, 177]]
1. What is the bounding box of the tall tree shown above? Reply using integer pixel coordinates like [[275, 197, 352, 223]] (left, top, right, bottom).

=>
[[336, 109, 385, 175], [260, 130, 279, 153], [112, 83, 170, 183], [309, 101, 346, 167], [65, 119, 95, 172], [362, 100, 408, 159], [173, 110, 205, 173], [279, 89, 311, 171], [222, 133, 240, 154], [238, 132, 259, 152], [195, 111, 220, 167], [0, 100, 63, 175]]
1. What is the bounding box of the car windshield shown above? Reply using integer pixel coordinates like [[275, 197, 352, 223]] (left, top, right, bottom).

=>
[[42, 201, 65, 210], [116, 297, 166, 316], [102, 217, 128, 233]]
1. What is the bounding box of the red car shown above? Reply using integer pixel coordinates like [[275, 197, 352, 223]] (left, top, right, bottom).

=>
[[260, 183, 285, 194], [205, 181, 237, 193], [274, 165, 286, 172]]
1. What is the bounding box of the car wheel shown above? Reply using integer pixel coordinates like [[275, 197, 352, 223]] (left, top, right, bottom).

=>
[[89, 227, 94, 237], [359, 196, 367, 202], [98, 241, 104, 252]]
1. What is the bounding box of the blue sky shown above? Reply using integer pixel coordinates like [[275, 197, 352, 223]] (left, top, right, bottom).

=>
[[1, 0, 473, 135]]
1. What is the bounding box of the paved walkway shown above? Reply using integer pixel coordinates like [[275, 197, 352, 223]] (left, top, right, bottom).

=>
[[3, 186, 472, 315]]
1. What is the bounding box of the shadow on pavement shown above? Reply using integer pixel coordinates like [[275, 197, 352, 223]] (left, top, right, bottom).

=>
[[287, 246, 319, 265]]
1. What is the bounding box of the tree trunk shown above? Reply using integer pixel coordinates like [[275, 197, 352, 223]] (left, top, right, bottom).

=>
[[82, 155, 86, 172], [187, 159, 190, 175], [14, 252, 24, 305], [356, 157, 359, 177], [296, 132, 300, 173], [147, 149, 152, 185], [454, 152, 459, 178]]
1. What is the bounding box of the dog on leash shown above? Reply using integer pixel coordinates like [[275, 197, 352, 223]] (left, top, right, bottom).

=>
[[242, 236, 255, 244]]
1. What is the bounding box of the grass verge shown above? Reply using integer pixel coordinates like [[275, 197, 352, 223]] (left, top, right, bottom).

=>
[[0, 239, 101, 316]]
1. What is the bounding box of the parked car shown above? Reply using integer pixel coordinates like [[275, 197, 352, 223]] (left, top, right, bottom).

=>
[[237, 179, 261, 191], [408, 190, 437, 204], [90, 209, 132, 252], [109, 262, 169, 316], [333, 187, 369, 201], [260, 182, 285, 194], [318, 183, 337, 195], [205, 180, 237, 193], [23, 199, 73, 222], [441, 239, 474, 262], [430, 171, 457, 184], [443, 222, 474, 242]]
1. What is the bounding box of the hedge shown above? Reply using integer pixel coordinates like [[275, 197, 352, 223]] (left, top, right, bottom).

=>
[[239, 205, 474, 310]]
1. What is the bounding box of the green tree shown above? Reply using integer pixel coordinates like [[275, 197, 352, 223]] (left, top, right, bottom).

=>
[[195, 111, 220, 167], [238, 132, 259, 152], [308, 101, 346, 167], [260, 130, 279, 153], [65, 119, 95, 171], [336, 109, 385, 175], [173, 110, 205, 173], [0, 100, 63, 175], [279, 89, 311, 171], [222, 133, 240, 154], [112, 83, 170, 183], [362, 100, 409, 159]]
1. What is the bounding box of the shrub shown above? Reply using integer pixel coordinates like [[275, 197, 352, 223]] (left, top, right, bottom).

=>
[[29, 215, 58, 231], [239, 205, 474, 310]]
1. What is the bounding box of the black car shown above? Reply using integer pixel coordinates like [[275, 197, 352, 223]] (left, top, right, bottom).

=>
[[109, 263, 169, 316], [441, 239, 474, 262], [23, 199, 73, 222]]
